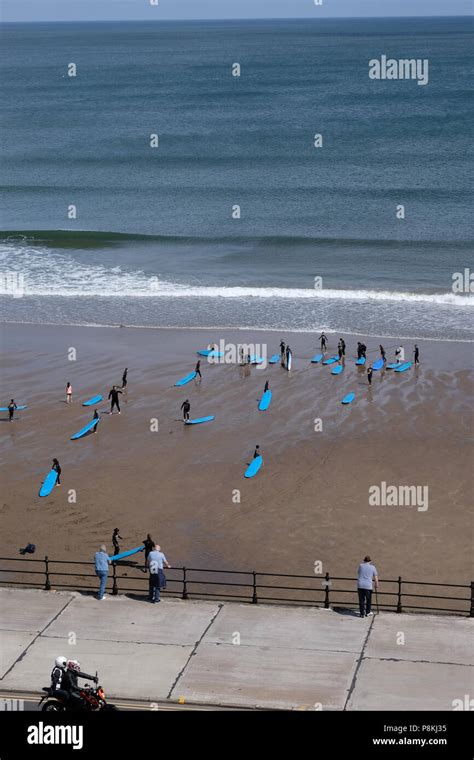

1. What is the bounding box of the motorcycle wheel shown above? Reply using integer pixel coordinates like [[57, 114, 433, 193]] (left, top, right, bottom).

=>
[[42, 700, 66, 712]]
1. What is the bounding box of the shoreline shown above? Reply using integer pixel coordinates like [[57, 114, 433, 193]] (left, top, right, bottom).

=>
[[1, 319, 473, 343]]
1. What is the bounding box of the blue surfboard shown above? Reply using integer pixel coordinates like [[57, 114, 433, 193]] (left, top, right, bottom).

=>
[[83, 395, 102, 407], [39, 469, 58, 497], [341, 392, 355, 405], [323, 356, 339, 365], [245, 455, 263, 478], [249, 355, 264, 364], [0, 405, 27, 411], [311, 354, 323, 363], [269, 354, 280, 364], [112, 545, 145, 562], [372, 359, 384, 371], [386, 362, 401, 370], [71, 417, 99, 440], [395, 362, 413, 373], [185, 416, 215, 425], [175, 371, 197, 387], [331, 364, 344, 375], [355, 357, 366, 366], [258, 390, 272, 411], [197, 350, 223, 358]]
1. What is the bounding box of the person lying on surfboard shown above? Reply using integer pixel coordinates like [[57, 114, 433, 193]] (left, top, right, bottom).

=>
[[181, 399, 191, 421]]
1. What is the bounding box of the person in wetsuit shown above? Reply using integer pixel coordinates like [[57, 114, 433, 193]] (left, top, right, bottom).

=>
[[264, 380, 269, 392], [280, 340, 285, 358], [122, 368, 128, 389], [367, 367, 373, 386], [142, 533, 154, 568], [108, 386, 123, 414], [181, 399, 191, 421], [414, 344, 420, 365], [8, 399, 17, 422], [340, 338, 346, 356], [379, 344, 386, 363], [360, 343, 367, 359], [112, 528, 123, 556], [52, 459, 61, 486], [195, 360, 202, 380], [356, 342, 362, 359], [319, 333, 328, 350], [253, 445, 260, 459]]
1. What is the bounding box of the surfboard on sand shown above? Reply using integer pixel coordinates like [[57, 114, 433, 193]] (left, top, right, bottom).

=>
[[386, 362, 401, 369], [258, 390, 272, 411], [249, 355, 264, 364], [39, 469, 58, 497], [71, 417, 99, 440], [323, 356, 339, 365], [112, 545, 145, 562], [82, 395, 102, 407], [175, 371, 197, 387], [311, 354, 323, 363], [185, 416, 215, 425], [331, 364, 343, 375], [341, 392, 355, 404], [355, 357, 366, 366], [197, 350, 224, 357], [372, 358, 384, 371], [395, 362, 413, 373], [286, 353, 292, 371], [0, 405, 27, 411], [269, 354, 280, 364], [245, 455, 263, 478]]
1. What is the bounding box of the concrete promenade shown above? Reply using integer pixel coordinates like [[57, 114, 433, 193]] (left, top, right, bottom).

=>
[[0, 588, 472, 710]]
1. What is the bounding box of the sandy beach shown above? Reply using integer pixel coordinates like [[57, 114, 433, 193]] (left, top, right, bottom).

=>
[[0, 322, 472, 584]]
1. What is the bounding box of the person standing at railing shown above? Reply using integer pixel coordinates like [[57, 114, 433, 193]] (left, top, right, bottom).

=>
[[357, 556, 378, 618], [94, 545, 111, 601], [147, 543, 171, 604]]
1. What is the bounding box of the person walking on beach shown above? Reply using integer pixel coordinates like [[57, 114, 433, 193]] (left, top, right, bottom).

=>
[[280, 340, 286, 358], [360, 343, 367, 359], [52, 458, 61, 486], [92, 409, 100, 433], [414, 344, 420, 365], [66, 383, 72, 404], [195, 360, 202, 381], [253, 445, 260, 459], [395, 345, 404, 362], [142, 533, 154, 569], [319, 333, 327, 351], [94, 545, 111, 600], [181, 399, 191, 421], [338, 341, 343, 361], [8, 399, 17, 422], [357, 556, 378, 617], [122, 368, 128, 389], [379, 345, 386, 363], [112, 528, 123, 556], [108, 385, 123, 415], [264, 380, 269, 392], [340, 338, 346, 356], [148, 543, 171, 603], [367, 367, 373, 386]]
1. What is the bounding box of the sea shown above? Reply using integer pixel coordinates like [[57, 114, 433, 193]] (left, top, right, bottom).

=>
[[0, 17, 473, 340]]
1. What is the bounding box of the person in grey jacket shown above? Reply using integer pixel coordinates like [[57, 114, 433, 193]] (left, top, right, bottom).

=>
[[94, 545, 111, 600]]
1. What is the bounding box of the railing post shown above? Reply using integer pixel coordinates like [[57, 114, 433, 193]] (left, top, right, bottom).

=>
[[112, 563, 118, 596], [182, 567, 188, 600], [252, 571, 258, 604], [324, 572, 330, 609], [470, 581, 474, 617], [396, 576, 402, 613], [44, 556, 51, 591]]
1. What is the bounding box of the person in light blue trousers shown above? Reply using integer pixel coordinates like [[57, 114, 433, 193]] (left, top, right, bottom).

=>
[[94, 545, 111, 600]]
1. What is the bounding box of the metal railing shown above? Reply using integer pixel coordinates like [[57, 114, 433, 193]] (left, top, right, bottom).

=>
[[0, 556, 472, 616]]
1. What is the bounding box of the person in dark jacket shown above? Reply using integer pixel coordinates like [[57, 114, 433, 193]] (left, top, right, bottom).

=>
[[108, 386, 123, 415]]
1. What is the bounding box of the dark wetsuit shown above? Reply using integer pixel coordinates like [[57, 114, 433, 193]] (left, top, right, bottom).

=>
[[181, 401, 191, 420], [367, 368, 373, 386], [122, 369, 128, 388], [195, 361, 202, 378], [112, 530, 123, 556], [414, 347, 419, 365], [264, 381, 269, 392], [8, 402, 17, 422], [108, 388, 122, 413], [53, 462, 61, 485]]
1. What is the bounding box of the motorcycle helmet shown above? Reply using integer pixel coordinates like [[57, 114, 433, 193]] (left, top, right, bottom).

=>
[[67, 659, 81, 672], [55, 656, 67, 669]]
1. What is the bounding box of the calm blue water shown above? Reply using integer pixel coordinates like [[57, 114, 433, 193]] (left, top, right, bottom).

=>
[[0, 19, 473, 338]]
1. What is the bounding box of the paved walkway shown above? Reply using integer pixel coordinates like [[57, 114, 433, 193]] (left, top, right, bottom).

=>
[[0, 588, 472, 710]]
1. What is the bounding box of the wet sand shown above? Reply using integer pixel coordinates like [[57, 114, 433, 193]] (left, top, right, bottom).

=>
[[0, 323, 472, 584]]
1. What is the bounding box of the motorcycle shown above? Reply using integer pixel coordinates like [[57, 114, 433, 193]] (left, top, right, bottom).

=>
[[39, 674, 118, 712]]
